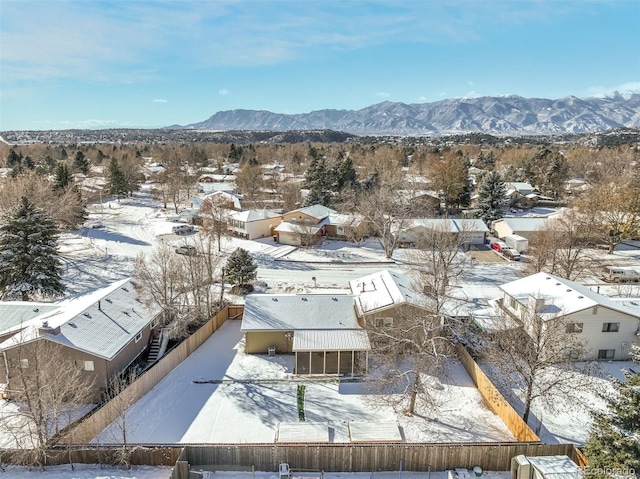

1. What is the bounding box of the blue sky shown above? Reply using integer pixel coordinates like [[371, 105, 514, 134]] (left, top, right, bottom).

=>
[[1, 0, 639, 131]]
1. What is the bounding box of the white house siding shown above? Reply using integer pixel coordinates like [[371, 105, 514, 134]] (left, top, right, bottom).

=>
[[232, 217, 277, 240], [565, 306, 639, 360], [501, 294, 639, 360]]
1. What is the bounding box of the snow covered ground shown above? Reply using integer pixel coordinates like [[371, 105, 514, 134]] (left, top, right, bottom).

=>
[[94, 320, 515, 445], [3, 466, 509, 479], [4, 464, 172, 479], [49, 185, 640, 448]]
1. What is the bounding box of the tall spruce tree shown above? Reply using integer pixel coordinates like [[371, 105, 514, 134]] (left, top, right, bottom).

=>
[[108, 158, 127, 197], [224, 248, 257, 294], [0, 197, 65, 301], [73, 150, 90, 174], [476, 170, 506, 226], [583, 346, 640, 476]]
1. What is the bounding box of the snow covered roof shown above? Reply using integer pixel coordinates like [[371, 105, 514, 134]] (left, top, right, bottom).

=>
[[500, 272, 640, 321], [241, 294, 360, 331], [0, 279, 159, 360], [397, 218, 489, 234], [492, 217, 558, 233], [274, 222, 321, 234], [506, 182, 536, 193], [277, 422, 330, 443], [287, 204, 336, 220], [0, 302, 60, 336], [292, 329, 370, 351], [348, 422, 403, 443], [203, 191, 242, 210], [327, 213, 364, 227], [349, 269, 428, 316], [231, 209, 280, 223]]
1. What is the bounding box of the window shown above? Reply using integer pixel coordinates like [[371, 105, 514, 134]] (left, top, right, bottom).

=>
[[75, 360, 94, 371], [592, 306, 598, 315], [336, 226, 344, 235], [290, 218, 297, 224], [135, 331, 143, 343], [565, 322, 584, 334], [598, 349, 615, 360], [602, 322, 620, 332], [508, 296, 517, 309], [19, 359, 29, 369], [374, 317, 394, 328]]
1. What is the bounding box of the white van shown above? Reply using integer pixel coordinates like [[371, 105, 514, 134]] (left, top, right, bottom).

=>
[[601, 266, 640, 283], [172, 224, 194, 235]]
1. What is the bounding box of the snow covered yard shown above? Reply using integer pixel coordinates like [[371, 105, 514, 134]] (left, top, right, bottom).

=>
[[95, 320, 515, 445], [4, 464, 172, 479], [481, 359, 634, 446]]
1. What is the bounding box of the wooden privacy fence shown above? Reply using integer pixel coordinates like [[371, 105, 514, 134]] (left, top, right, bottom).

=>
[[456, 345, 540, 443], [172, 443, 581, 477], [61, 305, 243, 444]]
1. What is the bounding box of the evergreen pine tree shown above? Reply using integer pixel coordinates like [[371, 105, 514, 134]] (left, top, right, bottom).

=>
[[54, 163, 73, 192], [0, 197, 65, 301], [476, 170, 506, 226], [224, 248, 258, 294], [108, 158, 127, 197], [73, 151, 90, 174], [583, 346, 640, 476]]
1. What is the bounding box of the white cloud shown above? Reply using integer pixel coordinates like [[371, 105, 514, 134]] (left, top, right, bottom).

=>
[[218, 89, 229, 96], [584, 81, 640, 98], [467, 80, 475, 87], [153, 98, 168, 103], [375, 92, 390, 98], [462, 90, 480, 99], [418, 96, 427, 102]]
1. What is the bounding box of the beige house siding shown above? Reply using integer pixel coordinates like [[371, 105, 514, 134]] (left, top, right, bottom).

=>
[[1, 324, 152, 402], [245, 331, 292, 354], [281, 212, 321, 224]]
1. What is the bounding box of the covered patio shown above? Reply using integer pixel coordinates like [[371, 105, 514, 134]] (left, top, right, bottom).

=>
[[293, 329, 369, 376]]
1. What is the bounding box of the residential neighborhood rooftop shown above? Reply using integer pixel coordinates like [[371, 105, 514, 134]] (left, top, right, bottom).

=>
[[499, 272, 640, 320], [0, 278, 158, 360], [241, 294, 360, 331], [350, 269, 427, 316]]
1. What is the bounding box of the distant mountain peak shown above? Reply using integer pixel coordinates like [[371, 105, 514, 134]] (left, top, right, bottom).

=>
[[172, 94, 640, 136]]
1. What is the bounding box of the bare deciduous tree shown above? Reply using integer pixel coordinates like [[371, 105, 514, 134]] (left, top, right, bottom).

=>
[[480, 306, 599, 425], [0, 338, 94, 470], [366, 304, 454, 416], [524, 211, 593, 280]]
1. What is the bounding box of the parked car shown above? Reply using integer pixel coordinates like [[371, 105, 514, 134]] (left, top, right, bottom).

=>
[[502, 248, 521, 261], [491, 241, 508, 252], [601, 266, 640, 283], [175, 245, 197, 256], [172, 224, 194, 235], [89, 221, 104, 229]]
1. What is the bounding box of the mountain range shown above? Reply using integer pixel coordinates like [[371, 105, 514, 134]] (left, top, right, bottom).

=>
[[173, 92, 640, 136]]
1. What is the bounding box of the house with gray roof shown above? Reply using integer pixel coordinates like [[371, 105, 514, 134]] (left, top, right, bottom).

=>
[[275, 205, 338, 246], [393, 218, 489, 247], [0, 278, 161, 401], [241, 294, 369, 376]]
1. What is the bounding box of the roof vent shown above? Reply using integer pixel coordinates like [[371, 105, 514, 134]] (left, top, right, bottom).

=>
[[332, 297, 338, 301], [122, 311, 130, 316], [555, 282, 561, 286], [33, 308, 39, 313], [301, 297, 308, 301], [106, 298, 112, 303], [566, 289, 572, 292], [545, 277, 551, 280], [272, 297, 278, 302], [578, 295, 584, 299], [122, 287, 129, 292], [83, 313, 91, 319]]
